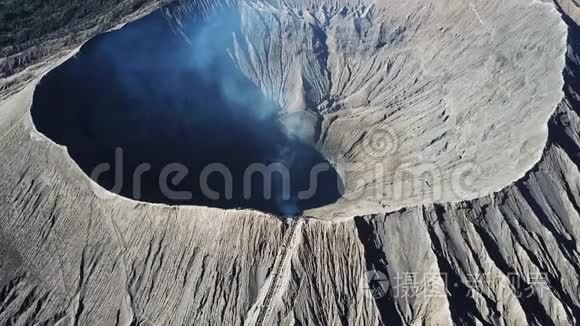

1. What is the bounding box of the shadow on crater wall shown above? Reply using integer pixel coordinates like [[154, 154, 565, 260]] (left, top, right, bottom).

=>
[[31, 10, 343, 216]]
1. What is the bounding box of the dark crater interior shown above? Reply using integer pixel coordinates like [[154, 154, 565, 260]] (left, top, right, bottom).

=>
[[31, 10, 343, 216]]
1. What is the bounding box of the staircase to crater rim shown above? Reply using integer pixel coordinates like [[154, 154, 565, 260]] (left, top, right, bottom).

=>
[[254, 217, 303, 326]]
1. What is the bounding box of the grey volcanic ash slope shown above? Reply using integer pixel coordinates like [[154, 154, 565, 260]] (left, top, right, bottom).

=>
[[168, 0, 565, 218], [0, 0, 578, 325]]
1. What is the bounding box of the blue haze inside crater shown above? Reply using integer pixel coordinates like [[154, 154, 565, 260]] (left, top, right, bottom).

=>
[[31, 9, 343, 216]]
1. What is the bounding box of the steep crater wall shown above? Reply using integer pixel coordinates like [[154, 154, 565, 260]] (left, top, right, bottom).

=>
[[222, 0, 566, 217], [23, 0, 569, 220], [30, 10, 344, 216]]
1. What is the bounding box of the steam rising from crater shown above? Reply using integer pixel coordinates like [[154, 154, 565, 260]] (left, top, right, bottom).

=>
[[31, 10, 344, 216], [30, 0, 565, 218]]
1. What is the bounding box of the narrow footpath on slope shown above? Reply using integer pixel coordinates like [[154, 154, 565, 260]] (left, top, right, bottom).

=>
[[253, 217, 303, 326]]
